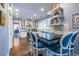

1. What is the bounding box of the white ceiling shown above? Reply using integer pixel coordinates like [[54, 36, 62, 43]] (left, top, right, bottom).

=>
[[12, 3, 52, 20]]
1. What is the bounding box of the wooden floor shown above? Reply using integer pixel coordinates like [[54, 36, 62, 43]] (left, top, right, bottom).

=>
[[9, 37, 31, 56], [9, 37, 79, 56]]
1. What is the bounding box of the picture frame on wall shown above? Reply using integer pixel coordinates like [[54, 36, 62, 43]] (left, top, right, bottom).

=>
[[75, 16, 79, 24], [72, 13, 79, 29], [0, 10, 6, 26]]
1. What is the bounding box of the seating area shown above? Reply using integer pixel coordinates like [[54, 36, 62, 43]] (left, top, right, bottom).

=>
[[27, 31, 79, 56]]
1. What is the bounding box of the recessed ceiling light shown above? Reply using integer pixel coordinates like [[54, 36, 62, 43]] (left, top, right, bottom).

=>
[[34, 14, 36, 17], [41, 8, 44, 11], [15, 9, 19, 12], [9, 7, 12, 10]]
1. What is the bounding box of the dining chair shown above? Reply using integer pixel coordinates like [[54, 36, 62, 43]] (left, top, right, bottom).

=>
[[30, 32, 47, 56], [69, 31, 78, 56], [27, 31, 33, 55], [27, 31, 31, 38], [47, 32, 73, 56]]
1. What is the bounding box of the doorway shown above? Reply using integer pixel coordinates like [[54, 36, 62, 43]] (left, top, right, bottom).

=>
[[13, 22, 20, 47]]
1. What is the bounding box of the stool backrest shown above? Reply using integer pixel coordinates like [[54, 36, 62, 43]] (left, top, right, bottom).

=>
[[27, 31, 31, 38], [30, 32, 37, 43], [60, 32, 73, 48], [71, 31, 78, 44]]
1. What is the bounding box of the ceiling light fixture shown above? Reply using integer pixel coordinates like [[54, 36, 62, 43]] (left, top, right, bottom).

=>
[[15, 9, 19, 12], [34, 14, 36, 17], [41, 8, 44, 11], [9, 7, 12, 11]]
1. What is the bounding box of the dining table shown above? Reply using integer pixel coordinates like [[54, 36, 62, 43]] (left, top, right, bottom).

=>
[[32, 31, 63, 45]]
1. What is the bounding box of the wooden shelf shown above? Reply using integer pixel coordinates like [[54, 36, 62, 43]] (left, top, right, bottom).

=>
[[50, 23, 63, 26], [49, 6, 64, 34], [52, 15, 64, 19], [53, 23, 63, 25]]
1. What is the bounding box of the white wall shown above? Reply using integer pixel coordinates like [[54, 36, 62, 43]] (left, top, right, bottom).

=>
[[60, 3, 79, 32], [0, 4, 10, 56]]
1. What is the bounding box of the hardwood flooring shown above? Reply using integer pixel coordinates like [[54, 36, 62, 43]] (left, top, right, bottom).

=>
[[9, 37, 31, 56]]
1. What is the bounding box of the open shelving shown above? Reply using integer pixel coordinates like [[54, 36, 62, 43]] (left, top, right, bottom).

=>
[[49, 6, 64, 34]]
